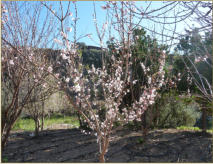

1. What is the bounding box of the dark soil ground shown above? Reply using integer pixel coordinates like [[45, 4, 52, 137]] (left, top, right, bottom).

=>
[[2, 126, 212, 162]]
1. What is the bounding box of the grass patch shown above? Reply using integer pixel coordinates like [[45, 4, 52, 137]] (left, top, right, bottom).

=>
[[177, 126, 213, 133], [207, 129, 213, 133], [12, 118, 35, 131], [177, 126, 201, 131], [45, 115, 79, 128], [12, 114, 79, 131], [2, 157, 8, 163]]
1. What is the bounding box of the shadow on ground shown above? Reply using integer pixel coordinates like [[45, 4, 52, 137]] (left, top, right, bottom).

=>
[[2, 128, 212, 162]]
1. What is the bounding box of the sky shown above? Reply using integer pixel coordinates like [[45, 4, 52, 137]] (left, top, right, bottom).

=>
[[8, 1, 211, 51], [47, 1, 206, 49], [39, 1, 109, 47]]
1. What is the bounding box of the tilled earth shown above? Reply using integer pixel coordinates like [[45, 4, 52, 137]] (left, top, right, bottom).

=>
[[2, 127, 212, 162]]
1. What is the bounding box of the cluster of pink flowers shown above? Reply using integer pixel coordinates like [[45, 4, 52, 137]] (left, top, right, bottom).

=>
[[194, 55, 208, 63], [122, 52, 166, 122]]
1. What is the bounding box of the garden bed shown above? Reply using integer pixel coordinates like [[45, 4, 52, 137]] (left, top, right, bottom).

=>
[[2, 128, 212, 162]]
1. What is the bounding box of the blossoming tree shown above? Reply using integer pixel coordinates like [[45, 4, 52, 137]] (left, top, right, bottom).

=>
[[42, 1, 167, 162]]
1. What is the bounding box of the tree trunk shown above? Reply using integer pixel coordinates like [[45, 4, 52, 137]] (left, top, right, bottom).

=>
[[2, 124, 12, 151], [77, 112, 83, 128], [34, 119, 39, 137], [154, 104, 160, 127], [148, 107, 154, 128], [99, 137, 109, 163], [41, 99, 45, 131], [141, 111, 148, 140], [34, 116, 40, 137], [2, 111, 7, 135], [2, 119, 17, 151], [99, 153, 105, 163], [202, 108, 207, 132], [2, 98, 21, 151], [41, 113, 44, 131]]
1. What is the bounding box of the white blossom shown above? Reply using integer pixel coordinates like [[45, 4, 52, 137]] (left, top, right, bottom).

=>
[[87, 34, 92, 38], [132, 7, 136, 12], [61, 53, 69, 60], [148, 77, 151, 84], [54, 38, 63, 45], [60, 31, 68, 38], [65, 78, 70, 83], [140, 62, 146, 70], [47, 66, 53, 73], [42, 83, 47, 88], [74, 84, 81, 92], [66, 27, 72, 32], [29, 56, 33, 61], [149, 100, 154, 105], [71, 48, 76, 54], [69, 12, 73, 17], [9, 60, 14, 65], [74, 77, 80, 83], [72, 17, 77, 21], [55, 73, 60, 78]]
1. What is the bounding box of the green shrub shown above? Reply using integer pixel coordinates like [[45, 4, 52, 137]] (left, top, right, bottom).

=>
[[122, 91, 201, 131], [149, 92, 201, 129]]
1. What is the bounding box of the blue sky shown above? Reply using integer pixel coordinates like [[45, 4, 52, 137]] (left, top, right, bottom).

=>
[[43, 1, 108, 47], [46, 1, 197, 49], [11, 1, 208, 50]]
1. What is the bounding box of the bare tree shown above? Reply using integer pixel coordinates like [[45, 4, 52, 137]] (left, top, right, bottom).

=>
[[180, 1, 212, 32], [1, 1, 56, 150]]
